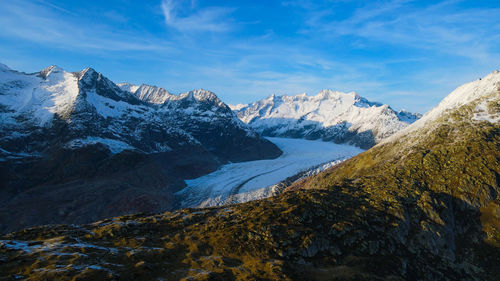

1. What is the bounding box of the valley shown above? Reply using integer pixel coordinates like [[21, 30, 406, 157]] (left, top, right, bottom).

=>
[[1, 1, 498, 280], [0, 65, 498, 281], [176, 137, 364, 208]]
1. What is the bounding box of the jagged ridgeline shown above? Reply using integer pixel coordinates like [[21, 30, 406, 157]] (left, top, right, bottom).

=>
[[231, 91, 421, 149], [0, 64, 281, 234], [0, 71, 499, 281]]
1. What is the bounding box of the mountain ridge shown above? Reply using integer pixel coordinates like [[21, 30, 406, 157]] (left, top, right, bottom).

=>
[[232, 90, 421, 149], [0, 63, 278, 158], [381, 70, 500, 145], [0, 63, 282, 234]]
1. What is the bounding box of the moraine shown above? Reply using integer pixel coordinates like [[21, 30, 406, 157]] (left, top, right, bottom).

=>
[[175, 137, 364, 208]]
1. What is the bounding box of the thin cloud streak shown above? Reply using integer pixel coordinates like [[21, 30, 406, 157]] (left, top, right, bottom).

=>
[[0, 0, 173, 53], [300, 0, 500, 62], [161, 0, 234, 32]]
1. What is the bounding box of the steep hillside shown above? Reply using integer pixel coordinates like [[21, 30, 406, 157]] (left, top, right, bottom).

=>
[[232, 91, 421, 148], [287, 70, 500, 277], [0, 71, 498, 281], [0, 64, 281, 234]]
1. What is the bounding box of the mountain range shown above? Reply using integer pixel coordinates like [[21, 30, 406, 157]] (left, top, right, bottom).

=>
[[0, 70, 497, 280], [231, 91, 421, 148], [0, 64, 423, 234], [0, 64, 281, 233]]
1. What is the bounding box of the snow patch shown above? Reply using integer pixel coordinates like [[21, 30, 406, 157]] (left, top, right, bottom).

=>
[[472, 98, 500, 123], [228, 103, 247, 111], [133, 84, 173, 104], [85, 90, 149, 118], [0, 65, 80, 125], [66, 137, 135, 153]]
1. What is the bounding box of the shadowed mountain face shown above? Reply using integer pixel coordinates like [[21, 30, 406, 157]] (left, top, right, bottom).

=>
[[231, 91, 421, 149], [0, 65, 282, 234], [0, 72, 498, 280]]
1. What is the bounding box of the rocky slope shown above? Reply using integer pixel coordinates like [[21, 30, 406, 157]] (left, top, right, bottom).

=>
[[286, 70, 500, 279], [0, 72, 497, 280], [0, 64, 281, 234], [232, 91, 421, 148]]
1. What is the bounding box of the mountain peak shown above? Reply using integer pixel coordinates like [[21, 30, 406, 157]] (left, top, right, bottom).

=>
[[265, 94, 277, 101], [397, 109, 422, 123], [382, 70, 500, 144], [315, 89, 338, 99], [134, 84, 173, 104], [39, 65, 65, 79], [81, 67, 97, 75], [167, 89, 228, 110], [191, 89, 218, 100], [0, 63, 11, 72], [44, 65, 64, 71], [420, 70, 500, 123], [79, 67, 97, 77], [117, 82, 139, 94], [233, 90, 420, 148], [297, 90, 365, 105], [279, 90, 379, 109], [228, 103, 247, 111], [73, 67, 99, 84]]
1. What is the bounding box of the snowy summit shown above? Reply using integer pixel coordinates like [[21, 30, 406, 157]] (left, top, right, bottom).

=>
[[232, 90, 421, 148]]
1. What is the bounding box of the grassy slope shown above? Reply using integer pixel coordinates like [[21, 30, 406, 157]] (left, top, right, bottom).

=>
[[0, 93, 499, 280], [294, 93, 500, 244]]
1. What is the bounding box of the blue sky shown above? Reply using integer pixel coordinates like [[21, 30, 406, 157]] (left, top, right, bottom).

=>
[[0, 0, 499, 113]]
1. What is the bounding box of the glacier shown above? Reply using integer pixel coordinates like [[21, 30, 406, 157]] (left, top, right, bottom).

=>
[[176, 137, 364, 208]]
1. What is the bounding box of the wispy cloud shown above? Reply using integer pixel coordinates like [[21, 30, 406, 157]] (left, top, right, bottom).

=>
[[0, 0, 173, 53], [161, 0, 234, 32], [300, 0, 500, 62]]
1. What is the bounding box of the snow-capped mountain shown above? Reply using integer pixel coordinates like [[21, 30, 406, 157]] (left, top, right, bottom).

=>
[[118, 83, 173, 104], [116, 82, 139, 94], [382, 70, 500, 144], [0, 64, 281, 233], [0, 64, 280, 161], [231, 90, 421, 148], [283, 71, 500, 279]]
